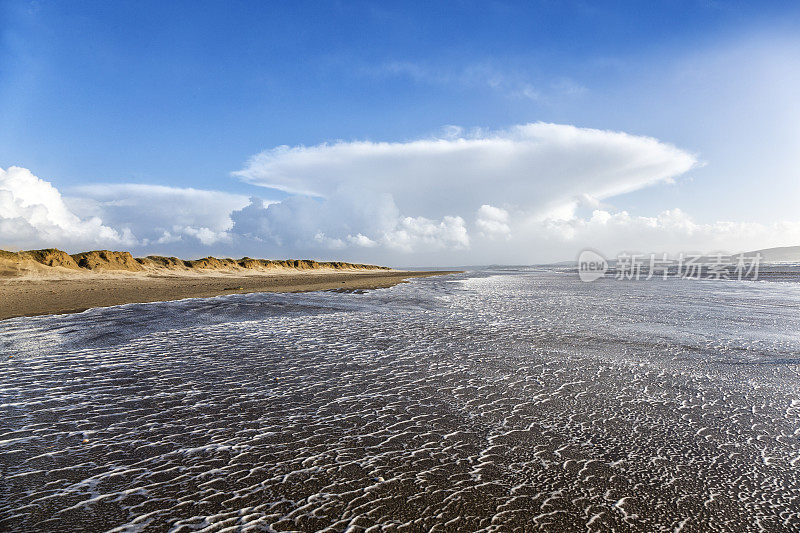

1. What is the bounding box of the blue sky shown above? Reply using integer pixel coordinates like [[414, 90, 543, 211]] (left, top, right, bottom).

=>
[[2, 1, 800, 264]]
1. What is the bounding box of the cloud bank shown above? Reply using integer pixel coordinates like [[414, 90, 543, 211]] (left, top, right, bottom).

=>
[[226, 122, 702, 259], [66, 184, 250, 247], [3, 123, 799, 263]]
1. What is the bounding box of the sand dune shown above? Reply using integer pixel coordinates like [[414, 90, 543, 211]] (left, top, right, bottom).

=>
[[0, 248, 391, 278]]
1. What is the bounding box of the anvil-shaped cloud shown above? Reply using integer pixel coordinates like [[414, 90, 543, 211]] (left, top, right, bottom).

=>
[[233, 123, 697, 220]]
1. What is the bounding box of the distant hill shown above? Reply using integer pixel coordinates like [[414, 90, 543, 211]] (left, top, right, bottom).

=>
[[745, 245, 800, 263]]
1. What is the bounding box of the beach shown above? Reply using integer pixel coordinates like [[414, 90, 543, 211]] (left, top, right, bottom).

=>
[[2, 268, 800, 531], [3, 2, 796, 529], [0, 248, 455, 319], [0, 269, 451, 320]]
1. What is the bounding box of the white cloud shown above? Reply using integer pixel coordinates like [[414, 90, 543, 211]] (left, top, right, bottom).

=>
[[0, 168, 252, 253], [385, 215, 469, 252], [66, 183, 250, 247], [0, 166, 132, 250], [476, 204, 511, 239], [226, 196, 800, 264], [538, 208, 800, 256], [347, 234, 377, 247], [234, 123, 697, 222], [229, 193, 468, 254], [471, 207, 800, 264], [228, 122, 697, 259], [6, 118, 799, 265]]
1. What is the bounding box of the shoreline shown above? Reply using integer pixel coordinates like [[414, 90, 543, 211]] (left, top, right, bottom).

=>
[[0, 270, 458, 320]]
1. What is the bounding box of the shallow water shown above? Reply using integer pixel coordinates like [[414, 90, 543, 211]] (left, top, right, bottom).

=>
[[2, 270, 800, 532]]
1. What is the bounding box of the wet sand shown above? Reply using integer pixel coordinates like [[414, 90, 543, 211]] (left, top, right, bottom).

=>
[[0, 270, 455, 320], [3, 270, 800, 530]]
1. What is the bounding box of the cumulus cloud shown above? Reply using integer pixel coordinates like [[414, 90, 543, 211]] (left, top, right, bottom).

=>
[[0, 167, 251, 253], [230, 192, 468, 254], [476, 205, 511, 238], [233, 122, 697, 221], [462, 207, 800, 264], [387, 216, 469, 252], [536, 208, 800, 258], [67, 183, 250, 247], [228, 199, 800, 265], [0, 166, 132, 250]]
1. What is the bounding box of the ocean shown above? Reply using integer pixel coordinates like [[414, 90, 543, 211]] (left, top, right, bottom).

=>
[[2, 269, 800, 531]]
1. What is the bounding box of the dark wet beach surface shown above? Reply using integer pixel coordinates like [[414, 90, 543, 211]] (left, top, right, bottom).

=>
[[2, 270, 800, 531]]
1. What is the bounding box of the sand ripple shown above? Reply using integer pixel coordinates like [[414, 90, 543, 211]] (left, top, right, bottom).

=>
[[2, 271, 800, 531]]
